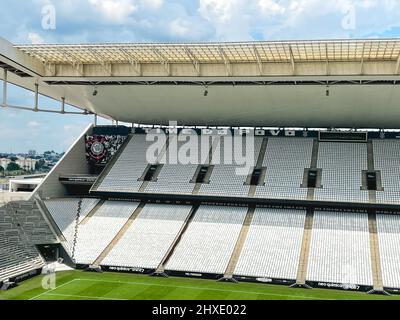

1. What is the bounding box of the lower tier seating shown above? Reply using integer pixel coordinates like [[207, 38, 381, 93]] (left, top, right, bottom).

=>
[[376, 213, 400, 289], [41, 198, 400, 290], [307, 211, 373, 286], [73, 201, 140, 264], [166, 205, 247, 275], [102, 204, 192, 269], [234, 208, 306, 280], [45, 198, 100, 253]]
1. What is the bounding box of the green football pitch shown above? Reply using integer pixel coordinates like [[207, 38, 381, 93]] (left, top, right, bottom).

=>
[[0, 270, 399, 300]]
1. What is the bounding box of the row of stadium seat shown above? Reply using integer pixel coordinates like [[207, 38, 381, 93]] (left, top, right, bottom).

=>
[[41, 198, 400, 288]]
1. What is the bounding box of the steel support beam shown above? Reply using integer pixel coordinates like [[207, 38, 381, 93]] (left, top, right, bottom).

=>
[[61, 97, 65, 114], [34, 83, 39, 112], [153, 48, 170, 76], [253, 45, 263, 76], [56, 49, 84, 75], [289, 45, 296, 75], [185, 48, 200, 76], [218, 47, 232, 76], [396, 53, 400, 74], [2, 68, 7, 107], [120, 48, 142, 76], [360, 43, 365, 75], [87, 48, 113, 76]]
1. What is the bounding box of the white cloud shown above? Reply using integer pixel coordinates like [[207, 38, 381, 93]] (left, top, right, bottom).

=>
[[28, 32, 45, 44], [169, 18, 190, 37], [89, 0, 137, 22], [197, 0, 400, 41], [27, 121, 40, 128], [140, 0, 163, 10], [198, 0, 252, 40], [259, 0, 286, 16]]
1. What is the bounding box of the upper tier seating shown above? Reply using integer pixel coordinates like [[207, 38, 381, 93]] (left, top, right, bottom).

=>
[[373, 140, 400, 204], [376, 213, 400, 288], [102, 204, 192, 269], [0, 206, 44, 282], [96, 135, 157, 193], [255, 138, 313, 200], [307, 210, 373, 286], [145, 135, 213, 195], [166, 205, 247, 274], [234, 208, 306, 280], [89, 133, 400, 205], [44, 198, 100, 253], [73, 201, 140, 264], [199, 136, 263, 197], [314, 143, 369, 203]]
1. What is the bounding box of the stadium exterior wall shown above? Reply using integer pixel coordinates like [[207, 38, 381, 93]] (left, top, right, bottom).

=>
[[33, 124, 93, 199]]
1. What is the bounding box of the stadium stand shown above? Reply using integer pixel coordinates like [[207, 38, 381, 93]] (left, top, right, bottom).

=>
[[307, 210, 373, 286], [166, 205, 247, 275], [234, 208, 306, 281], [6, 129, 400, 293]]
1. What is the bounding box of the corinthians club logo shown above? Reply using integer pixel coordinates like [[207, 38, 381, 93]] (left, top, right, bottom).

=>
[[85, 134, 127, 165], [91, 141, 105, 157], [87, 136, 107, 162]]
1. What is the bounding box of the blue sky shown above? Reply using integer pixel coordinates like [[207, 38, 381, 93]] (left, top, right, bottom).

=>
[[1, 0, 400, 153]]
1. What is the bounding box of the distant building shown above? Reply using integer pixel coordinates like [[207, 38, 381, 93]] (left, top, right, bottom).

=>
[[28, 150, 37, 157], [0, 157, 38, 171]]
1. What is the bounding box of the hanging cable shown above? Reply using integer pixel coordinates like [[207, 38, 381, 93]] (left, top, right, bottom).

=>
[[71, 199, 83, 262]]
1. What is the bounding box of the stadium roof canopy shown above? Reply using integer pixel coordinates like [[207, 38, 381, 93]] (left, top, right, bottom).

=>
[[15, 39, 400, 65], [1, 38, 400, 128]]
